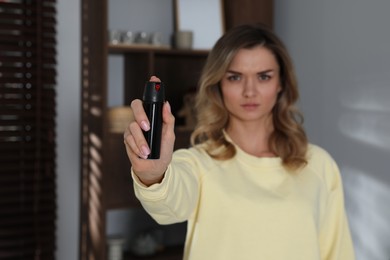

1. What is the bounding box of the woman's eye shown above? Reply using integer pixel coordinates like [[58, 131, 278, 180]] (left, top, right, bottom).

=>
[[259, 74, 271, 81], [227, 75, 241, 81]]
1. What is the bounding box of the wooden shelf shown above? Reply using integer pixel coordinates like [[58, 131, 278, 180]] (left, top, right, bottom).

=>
[[108, 43, 171, 51], [108, 44, 210, 56]]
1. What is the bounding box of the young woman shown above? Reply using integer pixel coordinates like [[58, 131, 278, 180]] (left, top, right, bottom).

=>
[[124, 24, 355, 260]]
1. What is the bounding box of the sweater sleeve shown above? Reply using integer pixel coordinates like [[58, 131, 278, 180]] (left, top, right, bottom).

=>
[[131, 149, 201, 225], [318, 159, 355, 260]]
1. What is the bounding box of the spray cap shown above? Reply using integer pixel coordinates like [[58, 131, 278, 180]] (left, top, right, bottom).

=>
[[142, 81, 166, 103]]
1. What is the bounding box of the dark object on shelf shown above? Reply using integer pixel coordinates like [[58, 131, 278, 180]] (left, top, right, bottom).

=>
[[107, 235, 126, 260], [129, 229, 164, 257], [176, 87, 197, 131]]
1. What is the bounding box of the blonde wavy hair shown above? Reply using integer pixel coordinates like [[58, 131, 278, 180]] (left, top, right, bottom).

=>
[[190, 23, 308, 170]]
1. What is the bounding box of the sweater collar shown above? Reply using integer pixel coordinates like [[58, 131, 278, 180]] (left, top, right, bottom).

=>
[[223, 129, 283, 168]]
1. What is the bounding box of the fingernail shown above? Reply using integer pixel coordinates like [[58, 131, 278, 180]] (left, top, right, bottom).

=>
[[166, 101, 171, 113], [141, 121, 150, 131], [141, 145, 150, 157]]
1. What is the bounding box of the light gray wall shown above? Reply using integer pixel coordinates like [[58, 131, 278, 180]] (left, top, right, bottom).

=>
[[57, 0, 390, 259], [274, 1, 390, 259], [107, 0, 173, 107], [57, 0, 80, 259]]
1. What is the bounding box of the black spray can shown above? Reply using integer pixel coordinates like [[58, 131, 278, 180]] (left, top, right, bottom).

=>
[[142, 81, 165, 159]]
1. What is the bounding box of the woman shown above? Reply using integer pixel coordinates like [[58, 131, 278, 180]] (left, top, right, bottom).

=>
[[124, 24, 355, 260]]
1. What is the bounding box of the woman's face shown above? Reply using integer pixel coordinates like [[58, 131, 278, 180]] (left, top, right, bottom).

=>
[[220, 46, 281, 127]]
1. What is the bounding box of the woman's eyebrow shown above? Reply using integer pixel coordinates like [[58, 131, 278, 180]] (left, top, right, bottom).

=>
[[258, 69, 275, 74], [226, 69, 275, 74], [226, 70, 241, 74]]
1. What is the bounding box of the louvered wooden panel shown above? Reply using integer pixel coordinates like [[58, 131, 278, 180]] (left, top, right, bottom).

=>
[[80, 0, 107, 259], [0, 0, 57, 259]]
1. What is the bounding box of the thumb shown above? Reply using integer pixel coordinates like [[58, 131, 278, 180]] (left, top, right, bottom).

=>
[[163, 101, 175, 127], [160, 101, 175, 159]]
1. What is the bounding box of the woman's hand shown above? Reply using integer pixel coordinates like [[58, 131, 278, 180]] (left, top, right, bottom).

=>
[[124, 76, 176, 186]]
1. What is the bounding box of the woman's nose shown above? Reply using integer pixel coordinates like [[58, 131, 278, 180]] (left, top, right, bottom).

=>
[[242, 78, 256, 97]]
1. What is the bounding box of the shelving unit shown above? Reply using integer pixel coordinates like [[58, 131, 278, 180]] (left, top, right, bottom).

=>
[[80, 0, 273, 259], [108, 45, 208, 116], [85, 46, 206, 259], [80, 1, 208, 259]]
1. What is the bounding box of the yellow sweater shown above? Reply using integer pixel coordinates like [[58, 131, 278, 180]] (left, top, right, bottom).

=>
[[132, 143, 355, 260]]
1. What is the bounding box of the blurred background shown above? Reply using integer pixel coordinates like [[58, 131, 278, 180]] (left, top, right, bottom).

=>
[[55, 0, 390, 259]]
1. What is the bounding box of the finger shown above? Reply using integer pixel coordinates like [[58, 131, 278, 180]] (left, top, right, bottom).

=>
[[128, 121, 150, 158], [159, 101, 176, 165], [124, 130, 152, 172], [149, 75, 161, 82], [125, 144, 146, 168], [124, 125, 143, 158], [124, 131, 144, 159], [162, 101, 175, 135], [130, 99, 150, 131]]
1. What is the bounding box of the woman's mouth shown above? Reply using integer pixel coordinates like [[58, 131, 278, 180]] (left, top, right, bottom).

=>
[[241, 103, 259, 110]]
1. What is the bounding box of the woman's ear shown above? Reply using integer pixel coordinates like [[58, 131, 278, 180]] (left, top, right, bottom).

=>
[[277, 84, 283, 93], [276, 83, 283, 101]]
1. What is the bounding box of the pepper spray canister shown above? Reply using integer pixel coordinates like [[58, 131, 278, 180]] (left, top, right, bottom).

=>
[[142, 81, 165, 159]]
